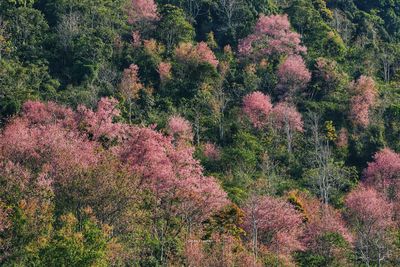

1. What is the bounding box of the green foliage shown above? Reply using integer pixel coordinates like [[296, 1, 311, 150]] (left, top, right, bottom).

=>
[[2, 0, 400, 264], [39, 212, 108, 266], [0, 59, 58, 121], [157, 4, 195, 51]]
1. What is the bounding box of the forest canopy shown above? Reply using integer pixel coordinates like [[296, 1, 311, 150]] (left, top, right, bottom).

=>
[[1, 0, 400, 266]]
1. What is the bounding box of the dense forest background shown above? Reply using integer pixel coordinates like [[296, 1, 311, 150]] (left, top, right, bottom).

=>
[[1, 0, 400, 266]]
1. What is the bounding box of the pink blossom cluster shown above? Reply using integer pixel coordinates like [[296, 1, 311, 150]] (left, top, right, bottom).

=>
[[271, 102, 304, 132], [0, 99, 228, 226], [349, 75, 377, 128], [119, 64, 143, 100], [242, 91, 303, 132], [127, 0, 159, 24], [243, 195, 304, 256], [158, 61, 172, 82], [242, 91, 273, 128], [203, 142, 221, 161], [238, 14, 306, 58], [276, 55, 311, 98], [363, 148, 400, 196], [167, 115, 193, 142], [345, 186, 394, 231], [175, 42, 219, 68]]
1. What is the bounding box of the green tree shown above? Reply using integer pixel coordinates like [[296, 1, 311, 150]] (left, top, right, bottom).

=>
[[157, 4, 195, 52]]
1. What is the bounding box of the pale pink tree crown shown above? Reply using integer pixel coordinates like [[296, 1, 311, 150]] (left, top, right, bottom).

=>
[[238, 14, 306, 58], [349, 75, 377, 128], [242, 91, 273, 128], [127, 0, 159, 24]]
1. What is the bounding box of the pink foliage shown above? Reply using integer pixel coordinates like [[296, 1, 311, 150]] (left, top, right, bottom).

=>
[[242, 91, 273, 128], [276, 55, 311, 98], [345, 186, 393, 232], [238, 14, 306, 58], [0, 103, 98, 171], [0, 99, 228, 228], [243, 195, 304, 256], [272, 102, 304, 132], [119, 64, 143, 100], [203, 143, 221, 161], [349, 76, 377, 128], [127, 0, 159, 24], [131, 30, 141, 47], [158, 61, 172, 82], [118, 126, 227, 222], [167, 115, 193, 142], [77, 97, 125, 141], [175, 42, 219, 68], [363, 148, 400, 197], [196, 42, 219, 68], [298, 192, 353, 249], [184, 238, 205, 266]]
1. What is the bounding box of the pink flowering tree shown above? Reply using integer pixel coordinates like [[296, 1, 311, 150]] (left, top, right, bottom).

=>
[[242, 91, 273, 129], [126, 0, 159, 25], [158, 61, 172, 83], [77, 97, 124, 142], [276, 55, 311, 100], [238, 14, 306, 59], [203, 142, 221, 161], [175, 42, 219, 68], [131, 30, 141, 47], [119, 64, 143, 123], [345, 186, 395, 266], [0, 98, 229, 237], [349, 76, 377, 128], [243, 195, 304, 261], [167, 115, 193, 143], [271, 102, 304, 153], [363, 148, 400, 201], [288, 191, 353, 261]]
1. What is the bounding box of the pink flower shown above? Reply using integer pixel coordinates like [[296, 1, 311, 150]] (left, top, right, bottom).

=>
[[349, 76, 377, 128], [272, 102, 304, 132], [203, 143, 221, 161], [242, 91, 273, 128], [167, 115, 193, 142], [238, 14, 306, 58], [126, 0, 159, 24], [158, 61, 172, 82], [276, 55, 311, 99]]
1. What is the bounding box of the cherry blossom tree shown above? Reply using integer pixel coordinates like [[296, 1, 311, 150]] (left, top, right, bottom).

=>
[[238, 14, 306, 59], [363, 148, 400, 200], [126, 0, 159, 25], [167, 115, 193, 143], [243, 195, 304, 261], [131, 30, 141, 47], [242, 91, 273, 129], [203, 143, 221, 161], [276, 55, 311, 100], [271, 102, 304, 153], [345, 186, 395, 266], [1, 99, 228, 235], [158, 61, 172, 82], [77, 97, 124, 141], [119, 64, 143, 123], [175, 42, 219, 68], [288, 191, 352, 251], [349, 76, 377, 128]]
